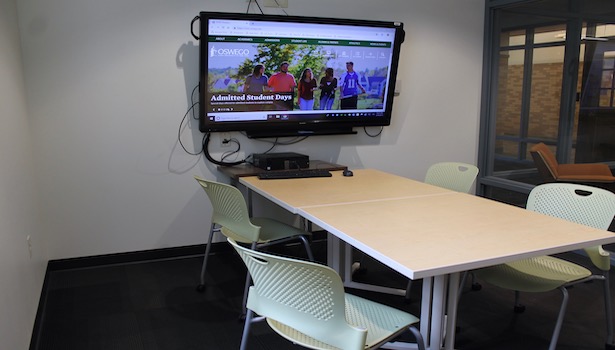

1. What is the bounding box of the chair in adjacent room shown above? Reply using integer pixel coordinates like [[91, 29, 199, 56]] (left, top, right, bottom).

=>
[[193, 176, 314, 311], [530, 142, 615, 185], [227, 237, 426, 350], [472, 183, 615, 350]]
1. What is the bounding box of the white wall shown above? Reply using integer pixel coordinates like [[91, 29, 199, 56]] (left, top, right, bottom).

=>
[[14, 0, 484, 261], [0, 0, 47, 348]]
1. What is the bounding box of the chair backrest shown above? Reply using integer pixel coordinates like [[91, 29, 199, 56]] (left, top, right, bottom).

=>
[[530, 143, 559, 181], [194, 176, 260, 243], [527, 183, 615, 271], [228, 238, 368, 350], [424, 162, 479, 193]]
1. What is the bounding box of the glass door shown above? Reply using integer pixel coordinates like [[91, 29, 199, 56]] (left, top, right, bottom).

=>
[[479, 0, 615, 206], [577, 29, 615, 163]]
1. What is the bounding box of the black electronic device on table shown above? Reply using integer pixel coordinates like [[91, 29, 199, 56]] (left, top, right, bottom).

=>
[[252, 152, 309, 171], [258, 169, 332, 180], [192, 11, 405, 138]]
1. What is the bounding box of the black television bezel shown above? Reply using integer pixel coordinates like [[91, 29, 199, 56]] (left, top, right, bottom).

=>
[[197, 11, 405, 138]]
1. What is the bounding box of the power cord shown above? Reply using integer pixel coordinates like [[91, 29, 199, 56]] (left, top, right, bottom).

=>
[[247, 0, 288, 15], [202, 132, 246, 166], [221, 138, 242, 162], [246, 0, 264, 14], [178, 101, 203, 156], [177, 84, 205, 156]]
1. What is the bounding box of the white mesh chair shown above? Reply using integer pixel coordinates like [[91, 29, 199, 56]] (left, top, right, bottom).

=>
[[473, 183, 615, 350], [227, 236, 426, 350], [424, 162, 479, 193], [194, 176, 313, 312]]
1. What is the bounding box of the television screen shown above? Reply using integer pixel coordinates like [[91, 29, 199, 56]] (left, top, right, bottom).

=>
[[197, 11, 405, 138]]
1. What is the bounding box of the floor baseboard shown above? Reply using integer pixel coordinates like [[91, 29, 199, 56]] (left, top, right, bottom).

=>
[[45, 243, 230, 271]]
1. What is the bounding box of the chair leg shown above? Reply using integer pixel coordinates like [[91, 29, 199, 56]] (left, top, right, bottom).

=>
[[457, 271, 480, 301], [470, 272, 482, 290], [548, 287, 569, 350], [404, 280, 412, 302], [457, 271, 469, 301], [513, 291, 525, 313], [197, 223, 218, 292], [603, 272, 614, 346], [408, 325, 426, 350], [297, 235, 315, 262], [240, 242, 258, 317], [240, 309, 255, 350], [241, 272, 251, 316]]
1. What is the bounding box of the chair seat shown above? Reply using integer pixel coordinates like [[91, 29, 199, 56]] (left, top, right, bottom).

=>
[[220, 217, 310, 244], [267, 293, 419, 350], [530, 142, 615, 183], [251, 217, 312, 242], [475, 255, 592, 293], [558, 163, 615, 180], [556, 174, 615, 182]]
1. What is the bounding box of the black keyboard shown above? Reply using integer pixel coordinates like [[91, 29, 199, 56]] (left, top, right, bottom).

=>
[[257, 169, 333, 180]]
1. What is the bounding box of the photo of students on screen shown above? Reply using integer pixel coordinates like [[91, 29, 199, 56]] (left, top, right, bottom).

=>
[[268, 62, 296, 93], [244, 64, 268, 93], [297, 68, 318, 110], [339, 61, 366, 110], [319, 68, 337, 110], [263, 62, 296, 111], [206, 38, 393, 116]]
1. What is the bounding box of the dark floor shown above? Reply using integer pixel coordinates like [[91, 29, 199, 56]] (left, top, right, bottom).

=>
[[33, 238, 615, 350]]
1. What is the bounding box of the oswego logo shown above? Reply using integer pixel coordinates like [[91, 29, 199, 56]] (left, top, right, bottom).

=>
[[210, 46, 250, 57]]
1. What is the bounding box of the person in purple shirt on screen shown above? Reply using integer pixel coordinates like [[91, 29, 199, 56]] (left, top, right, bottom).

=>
[[244, 64, 268, 93]]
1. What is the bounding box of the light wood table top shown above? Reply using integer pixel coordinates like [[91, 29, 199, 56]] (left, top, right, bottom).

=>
[[239, 168, 452, 213], [298, 192, 615, 279], [239, 168, 615, 280]]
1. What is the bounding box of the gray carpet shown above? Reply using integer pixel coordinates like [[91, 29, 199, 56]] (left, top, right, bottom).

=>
[[33, 239, 615, 350]]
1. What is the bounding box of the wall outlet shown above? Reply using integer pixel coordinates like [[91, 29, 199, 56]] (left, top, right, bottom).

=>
[[27, 235, 32, 258]]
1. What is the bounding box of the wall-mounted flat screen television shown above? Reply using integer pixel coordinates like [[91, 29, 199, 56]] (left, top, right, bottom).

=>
[[196, 11, 405, 138]]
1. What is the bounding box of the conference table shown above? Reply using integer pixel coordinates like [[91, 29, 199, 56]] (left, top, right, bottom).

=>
[[237, 169, 615, 350]]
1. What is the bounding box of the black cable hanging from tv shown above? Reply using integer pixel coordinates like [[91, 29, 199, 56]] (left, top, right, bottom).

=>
[[190, 17, 244, 167], [190, 15, 200, 40]]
